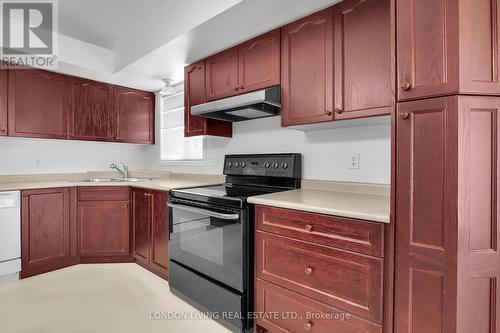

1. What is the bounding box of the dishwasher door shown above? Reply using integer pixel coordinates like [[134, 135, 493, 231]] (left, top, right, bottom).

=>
[[0, 191, 21, 282]]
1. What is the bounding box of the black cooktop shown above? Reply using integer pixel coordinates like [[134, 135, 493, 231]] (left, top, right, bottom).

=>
[[170, 184, 285, 209]]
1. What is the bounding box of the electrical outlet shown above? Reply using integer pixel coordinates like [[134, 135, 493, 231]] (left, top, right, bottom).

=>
[[349, 154, 360, 169], [208, 156, 217, 166]]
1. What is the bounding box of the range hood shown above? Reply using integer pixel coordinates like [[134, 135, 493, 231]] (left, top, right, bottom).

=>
[[191, 86, 280, 122]]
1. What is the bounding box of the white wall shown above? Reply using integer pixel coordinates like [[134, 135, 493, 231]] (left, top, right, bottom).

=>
[[147, 116, 391, 184], [0, 137, 149, 175]]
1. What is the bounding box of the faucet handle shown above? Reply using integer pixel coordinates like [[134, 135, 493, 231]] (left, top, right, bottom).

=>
[[109, 163, 117, 169]]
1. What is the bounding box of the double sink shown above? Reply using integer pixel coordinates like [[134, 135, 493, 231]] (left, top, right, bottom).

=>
[[74, 177, 153, 183]]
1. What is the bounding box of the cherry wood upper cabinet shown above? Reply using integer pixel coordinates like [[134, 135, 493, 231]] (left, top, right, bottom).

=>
[[238, 29, 280, 94], [281, 8, 334, 126], [0, 66, 7, 136], [398, 0, 500, 100], [113, 86, 154, 144], [334, 0, 394, 120], [205, 48, 239, 101], [184, 62, 232, 138], [132, 188, 151, 265], [21, 188, 72, 278], [70, 78, 113, 141], [8, 69, 70, 139]]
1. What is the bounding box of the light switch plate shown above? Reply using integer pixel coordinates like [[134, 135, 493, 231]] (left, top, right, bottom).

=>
[[349, 154, 360, 169]]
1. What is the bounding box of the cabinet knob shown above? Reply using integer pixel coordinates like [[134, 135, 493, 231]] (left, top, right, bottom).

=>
[[0, 128, 6, 134], [240, 86, 244, 90], [325, 110, 333, 116], [305, 267, 313, 275], [304, 321, 313, 331], [401, 81, 412, 91], [399, 112, 410, 119], [234, 87, 239, 91], [305, 224, 313, 232], [334, 108, 343, 114]]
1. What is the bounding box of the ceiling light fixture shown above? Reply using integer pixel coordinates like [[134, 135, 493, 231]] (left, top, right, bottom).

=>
[[159, 79, 176, 96]]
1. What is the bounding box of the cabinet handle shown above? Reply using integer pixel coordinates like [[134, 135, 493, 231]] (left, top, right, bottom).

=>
[[305, 224, 313, 232], [198, 66, 202, 70], [0, 128, 6, 134], [304, 321, 313, 331], [399, 112, 409, 119], [325, 110, 333, 116], [334, 108, 343, 114], [305, 267, 313, 275], [401, 82, 412, 91], [240, 86, 244, 90], [234, 87, 239, 91]]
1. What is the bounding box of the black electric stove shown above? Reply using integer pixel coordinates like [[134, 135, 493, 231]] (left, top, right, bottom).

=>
[[168, 153, 301, 333]]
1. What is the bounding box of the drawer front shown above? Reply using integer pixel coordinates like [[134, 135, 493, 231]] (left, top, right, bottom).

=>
[[255, 278, 382, 333], [255, 205, 384, 257], [77, 186, 130, 201], [256, 231, 383, 322]]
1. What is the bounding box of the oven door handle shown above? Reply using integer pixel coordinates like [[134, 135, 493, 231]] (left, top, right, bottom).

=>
[[168, 203, 240, 220]]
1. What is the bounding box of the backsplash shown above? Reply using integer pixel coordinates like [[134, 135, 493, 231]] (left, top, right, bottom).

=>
[[147, 116, 392, 184]]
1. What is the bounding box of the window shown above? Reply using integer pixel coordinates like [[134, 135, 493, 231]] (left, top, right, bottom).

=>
[[160, 88, 204, 162]]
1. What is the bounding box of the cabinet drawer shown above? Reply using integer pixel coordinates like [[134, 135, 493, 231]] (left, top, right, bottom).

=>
[[255, 231, 383, 323], [255, 205, 384, 257], [255, 278, 382, 333], [77, 186, 129, 201]]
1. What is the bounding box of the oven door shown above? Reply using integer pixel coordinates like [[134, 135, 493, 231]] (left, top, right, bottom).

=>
[[168, 200, 245, 292]]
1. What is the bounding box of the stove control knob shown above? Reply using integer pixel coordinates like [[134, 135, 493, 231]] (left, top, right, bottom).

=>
[[226, 162, 232, 168], [273, 162, 279, 169], [233, 162, 239, 168], [264, 162, 270, 168], [240, 162, 246, 168], [282, 162, 289, 169]]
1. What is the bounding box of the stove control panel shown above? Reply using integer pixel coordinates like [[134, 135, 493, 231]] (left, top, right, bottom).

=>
[[224, 154, 301, 178]]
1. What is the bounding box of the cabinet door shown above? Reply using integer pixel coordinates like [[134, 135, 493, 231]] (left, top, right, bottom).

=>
[[184, 62, 232, 138], [21, 188, 71, 277], [334, 0, 393, 120], [395, 97, 457, 333], [281, 8, 334, 126], [132, 188, 151, 265], [114, 87, 154, 144], [238, 29, 280, 93], [205, 48, 239, 101], [77, 201, 130, 258], [0, 66, 6, 136], [397, 0, 459, 100], [70, 78, 113, 141], [8, 69, 70, 139], [150, 191, 168, 277], [185, 62, 207, 136]]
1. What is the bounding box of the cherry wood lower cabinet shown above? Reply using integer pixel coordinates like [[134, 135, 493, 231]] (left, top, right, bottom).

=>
[[21, 188, 76, 278], [131, 188, 169, 279], [395, 95, 500, 333], [76, 187, 131, 262], [254, 205, 385, 332]]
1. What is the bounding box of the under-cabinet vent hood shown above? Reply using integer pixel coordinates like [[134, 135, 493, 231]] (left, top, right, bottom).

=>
[[190, 86, 280, 122]]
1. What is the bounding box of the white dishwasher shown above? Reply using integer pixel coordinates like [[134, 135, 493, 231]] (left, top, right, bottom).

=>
[[0, 191, 21, 283]]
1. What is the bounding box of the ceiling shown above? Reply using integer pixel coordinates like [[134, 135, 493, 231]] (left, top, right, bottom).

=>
[[55, 0, 342, 91], [59, 0, 163, 48]]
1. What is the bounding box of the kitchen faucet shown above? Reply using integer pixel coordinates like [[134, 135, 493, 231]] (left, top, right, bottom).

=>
[[110, 162, 129, 178]]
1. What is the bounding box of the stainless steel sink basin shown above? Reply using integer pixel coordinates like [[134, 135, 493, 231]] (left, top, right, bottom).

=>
[[72, 177, 153, 183]]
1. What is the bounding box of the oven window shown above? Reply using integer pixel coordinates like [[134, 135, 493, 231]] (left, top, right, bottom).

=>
[[169, 205, 244, 292]]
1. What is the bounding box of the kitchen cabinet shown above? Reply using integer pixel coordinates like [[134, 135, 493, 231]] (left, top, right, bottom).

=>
[[113, 86, 155, 144], [8, 69, 70, 139], [70, 78, 113, 141], [184, 62, 232, 137], [395, 96, 500, 333], [254, 205, 385, 332], [333, 0, 393, 119], [77, 187, 130, 262], [21, 188, 74, 278], [132, 188, 168, 279], [0, 66, 7, 136], [238, 29, 280, 94], [397, 0, 500, 100], [281, 8, 334, 126], [205, 48, 239, 102]]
